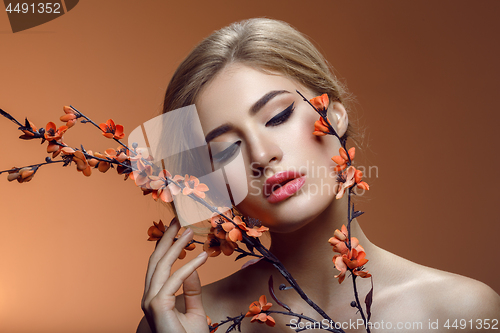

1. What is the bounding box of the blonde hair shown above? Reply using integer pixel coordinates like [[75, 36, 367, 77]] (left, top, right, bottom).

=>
[[159, 18, 356, 228]]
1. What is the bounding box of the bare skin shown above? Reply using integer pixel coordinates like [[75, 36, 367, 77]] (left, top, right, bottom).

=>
[[138, 219, 500, 333], [138, 64, 500, 333]]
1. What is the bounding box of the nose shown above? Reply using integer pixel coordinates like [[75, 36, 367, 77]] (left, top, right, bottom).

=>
[[247, 133, 283, 178]]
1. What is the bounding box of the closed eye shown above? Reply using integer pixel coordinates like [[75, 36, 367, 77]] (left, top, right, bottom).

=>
[[265, 102, 295, 127], [211, 102, 295, 164], [211, 141, 241, 164]]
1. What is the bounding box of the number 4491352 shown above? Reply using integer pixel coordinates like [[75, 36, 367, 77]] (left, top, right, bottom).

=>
[[444, 319, 498, 330], [5, 2, 61, 14]]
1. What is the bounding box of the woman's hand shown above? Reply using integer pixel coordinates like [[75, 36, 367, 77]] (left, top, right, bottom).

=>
[[140, 218, 210, 333]]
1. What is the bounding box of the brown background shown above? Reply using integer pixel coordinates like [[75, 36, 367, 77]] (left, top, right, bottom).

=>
[[1, 1, 499, 332]]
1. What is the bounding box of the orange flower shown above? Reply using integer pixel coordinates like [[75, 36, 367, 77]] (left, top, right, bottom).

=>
[[147, 220, 195, 259], [333, 255, 348, 284], [220, 216, 245, 242], [103, 147, 133, 178], [245, 295, 275, 327], [210, 207, 235, 240], [217, 218, 270, 241], [347, 245, 371, 278], [354, 168, 370, 191], [104, 147, 128, 163], [18, 120, 41, 140], [210, 209, 269, 242], [310, 93, 329, 112], [329, 224, 371, 283], [147, 220, 165, 241], [61, 147, 92, 176], [44, 122, 68, 141], [336, 166, 356, 199], [101, 147, 132, 180], [129, 159, 153, 188], [313, 116, 333, 136], [128, 147, 151, 162], [207, 316, 219, 333], [45, 122, 68, 157], [203, 233, 238, 257], [116, 160, 133, 180], [333, 153, 369, 196], [128, 148, 154, 188], [149, 170, 183, 203], [210, 207, 246, 242], [86, 150, 98, 167], [310, 93, 333, 136], [99, 119, 124, 140], [331, 147, 355, 172], [210, 207, 234, 227], [88, 151, 111, 173], [7, 166, 36, 183], [330, 240, 371, 284], [46, 139, 65, 158], [60, 106, 79, 128], [240, 217, 269, 238], [182, 174, 209, 198], [328, 224, 360, 255], [333, 244, 371, 284], [74, 151, 91, 176], [176, 236, 196, 260]]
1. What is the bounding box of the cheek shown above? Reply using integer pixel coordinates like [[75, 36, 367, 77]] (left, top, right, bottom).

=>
[[288, 111, 340, 165], [216, 148, 252, 206], [290, 113, 341, 194]]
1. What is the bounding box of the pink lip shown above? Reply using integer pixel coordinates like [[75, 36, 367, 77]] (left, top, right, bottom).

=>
[[264, 171, 306, 204]]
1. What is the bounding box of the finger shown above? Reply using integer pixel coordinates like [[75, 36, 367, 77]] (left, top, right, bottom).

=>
[[144, 218, 181, 293], [156, 251, 208, 301], [147, 228, 195, 298], [182, 268, 207, 316]]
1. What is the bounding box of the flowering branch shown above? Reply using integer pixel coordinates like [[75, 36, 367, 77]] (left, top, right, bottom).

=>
[[0, 106, 135, 179], [164, 230, 264, 261], [306, 92, 372, 332], [210, 309, 344, 333], [2, 91, 373, 332], [0, 159, 64, 175], [141, 170, 343, 330], [211, 209, 338, 325], [145, 174, 341, 327], [67, 105, 134, 153]]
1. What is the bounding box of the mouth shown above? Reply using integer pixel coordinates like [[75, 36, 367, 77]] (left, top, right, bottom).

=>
[[263, 171, 306, 203]]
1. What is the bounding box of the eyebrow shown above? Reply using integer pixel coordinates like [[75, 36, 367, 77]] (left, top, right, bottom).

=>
[[204, 90, 291, 143]]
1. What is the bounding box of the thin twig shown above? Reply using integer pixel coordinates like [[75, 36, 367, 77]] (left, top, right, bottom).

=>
[[68, 105, 135, 154]]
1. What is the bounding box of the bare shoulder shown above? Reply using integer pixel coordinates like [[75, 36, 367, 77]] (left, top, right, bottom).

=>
[[374, 247, 500, 323], [429, 271, 500, 318]]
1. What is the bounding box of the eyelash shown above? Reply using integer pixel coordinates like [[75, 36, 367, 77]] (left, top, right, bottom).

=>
[[265, 101, 295, 127], [212, 102, 295, 164], [211, 141, 241, 164]]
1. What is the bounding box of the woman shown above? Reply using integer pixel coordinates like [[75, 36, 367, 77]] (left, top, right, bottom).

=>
[[137, 18, 500, 333]]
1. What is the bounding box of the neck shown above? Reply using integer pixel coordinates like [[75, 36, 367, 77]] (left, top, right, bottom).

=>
[[263, 195, 375, 303]]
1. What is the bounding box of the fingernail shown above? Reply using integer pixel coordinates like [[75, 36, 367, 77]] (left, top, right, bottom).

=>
[[197, 251, 208, 258], [169, 217, 178, 227], [181, 228, 193, 238]]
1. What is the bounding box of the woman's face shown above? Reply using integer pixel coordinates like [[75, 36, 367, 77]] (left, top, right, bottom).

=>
[[196, 63, 346, 233]]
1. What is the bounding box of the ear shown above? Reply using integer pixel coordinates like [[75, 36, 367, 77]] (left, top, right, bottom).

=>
[[328, 101, 348, 138]]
